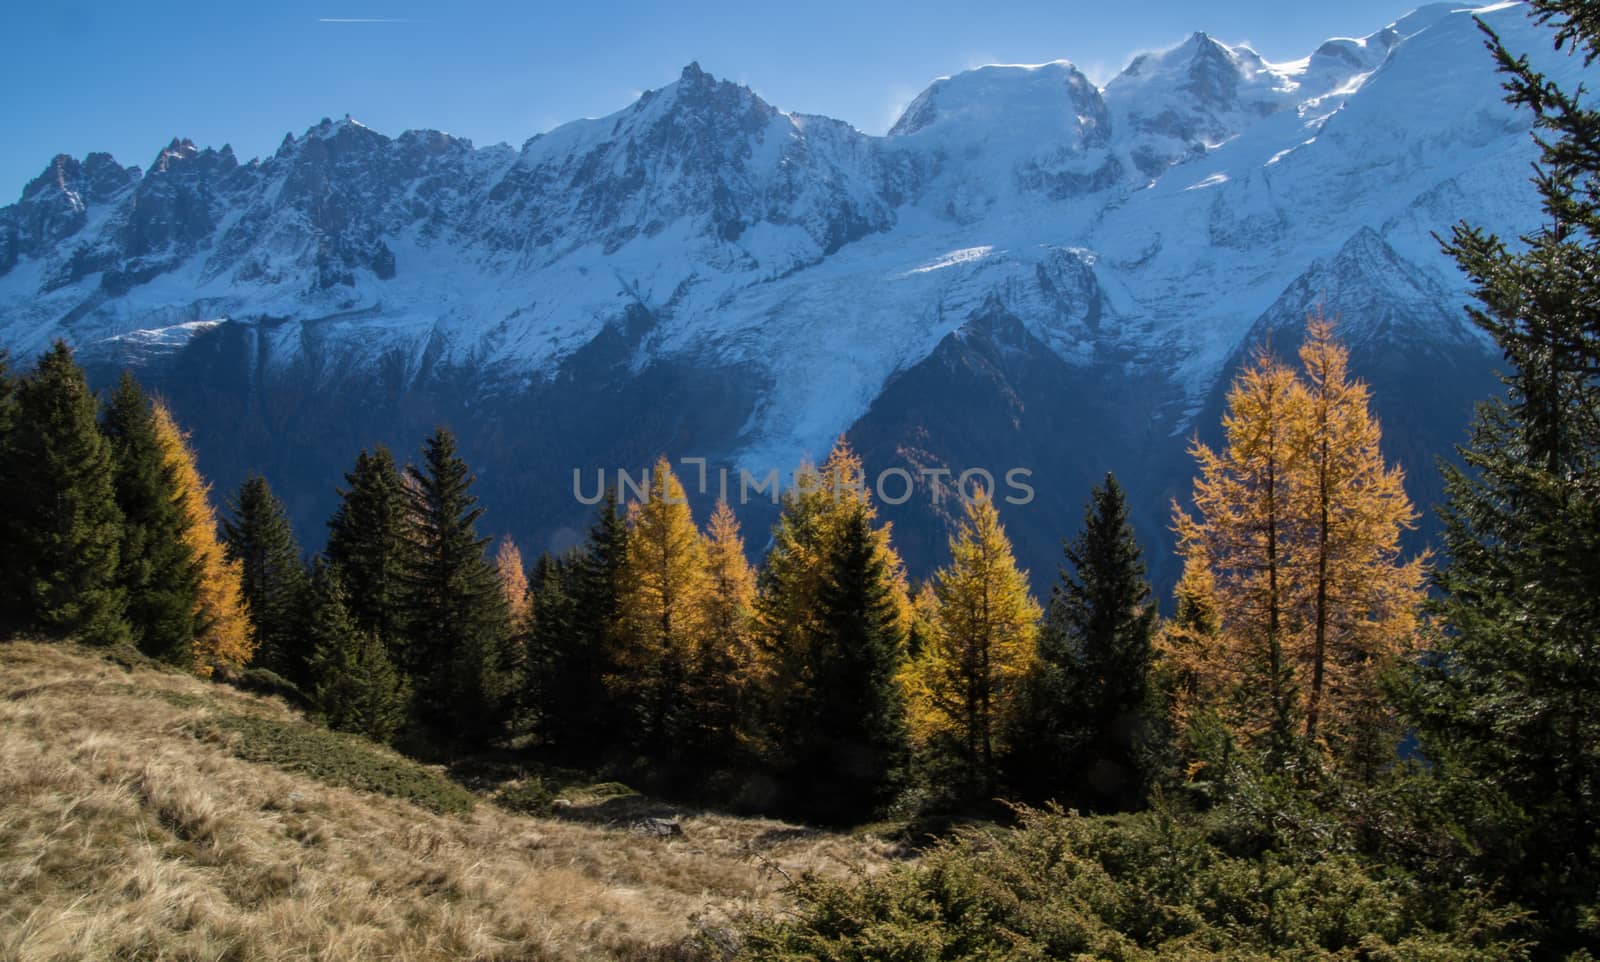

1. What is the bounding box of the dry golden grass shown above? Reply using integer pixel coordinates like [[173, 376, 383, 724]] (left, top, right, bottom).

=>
[[0, 641, 905, 961]]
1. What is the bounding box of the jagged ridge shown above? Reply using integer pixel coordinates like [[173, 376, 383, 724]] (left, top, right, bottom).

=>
[[0, 2, 1583, 590]]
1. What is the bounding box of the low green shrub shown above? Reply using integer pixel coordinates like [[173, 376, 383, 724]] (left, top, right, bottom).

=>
[[737, 805, 1529, 961], [195, 713, 475, 815], [227, 667, 311, 709], [495, 777, 555, 816]]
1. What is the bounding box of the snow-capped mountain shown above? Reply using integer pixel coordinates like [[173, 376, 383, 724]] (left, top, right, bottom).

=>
[[0, 2, 1580, 589]]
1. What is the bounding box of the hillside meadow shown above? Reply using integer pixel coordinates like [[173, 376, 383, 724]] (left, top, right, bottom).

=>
[[0, 640, 904, 962]]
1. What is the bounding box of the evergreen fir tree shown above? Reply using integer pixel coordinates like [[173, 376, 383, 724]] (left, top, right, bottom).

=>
[[1403, 3, 1600, 948], [780, 507, 910, 822], [307, 565, 408, 743], [223, 474, 310, 685], [1014, 474, 1159, 812], [534, 494, 625, 760], [759, 441, 911, 761], [101, 372, 198, 661], [400, 427, 514, 741], [759, 440, 912, 818], [0, 351, 15, 631], [0, 342, 128, 646], [758, 442, 908, 667], [325, 446, 412, 659], [525, 549, 579, 749], [0, 349, 15, 439]]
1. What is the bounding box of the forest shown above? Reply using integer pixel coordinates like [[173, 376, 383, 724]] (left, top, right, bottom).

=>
[[1, 3, 1598, 960]]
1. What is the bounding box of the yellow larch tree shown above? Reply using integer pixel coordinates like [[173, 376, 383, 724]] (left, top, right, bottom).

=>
[[494, 535, 532, 684], [906, 580, 941, 659], [687, 498, 762, 761], [151, 400, 252, 674], [1171, 347, 1305, 762], [700, 499, 761, 691], [1154, 546, 1226, 734], [1169, 318, 1428, 769], [615, 456, 708, 748], [493, 535, 532, 626], [906, 493, 1041, 794], [1288, 316, 1426, 760]]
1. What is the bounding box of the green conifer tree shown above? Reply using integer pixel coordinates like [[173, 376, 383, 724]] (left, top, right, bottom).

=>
[[775, 507, 909, 822], [0, 343, 128, 645], [1013, 474, 1159, 812], [758, 442, 911, 801], [307, 565, 408, 743], [400, 428, 514, 741], [0, 349, 15, 456], [0, 349, 15, 433], [325, 446, 412, 659], [0, 350, 19, 632], [535, 493, 627, 760], [1403, 3, 1600, 948], [223, 474, 310, 685], [101, 372, 199, 662], [524, 550, 577, 747]]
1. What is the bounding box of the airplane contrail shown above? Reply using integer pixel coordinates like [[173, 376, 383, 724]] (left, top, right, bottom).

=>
[[318, 17, 430, 23]]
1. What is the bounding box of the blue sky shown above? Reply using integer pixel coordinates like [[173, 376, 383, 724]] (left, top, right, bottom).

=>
[[4, 0, 1419, 197]]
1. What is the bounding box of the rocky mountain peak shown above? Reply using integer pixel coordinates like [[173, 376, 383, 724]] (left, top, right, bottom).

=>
[[22, 155, 84, 203], [1247, 226, 1469, 350], [0, 152, 140, 277], [153, 138, 200, 173], [678, 60, 711, 85], [18, 152, 136, 210], [1181, 33, 1246, 105]]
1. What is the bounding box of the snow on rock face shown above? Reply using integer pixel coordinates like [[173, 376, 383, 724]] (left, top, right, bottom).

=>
[[1102, 24, 1379, 181], [0, 153, 139, 277], [488, 62, 893, 268], [1250, 226, 1471, 348], [0, 1, 1588, 464], [1106, 33, 1294, 160], [124, 140, 243, 263], [887, 61, 1119, 212], [888, 61, 1109, 149]]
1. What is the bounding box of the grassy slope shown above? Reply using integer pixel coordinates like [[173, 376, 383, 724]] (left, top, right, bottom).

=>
[[0, 641, 902, 962]]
